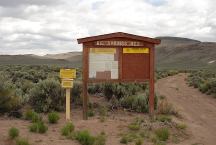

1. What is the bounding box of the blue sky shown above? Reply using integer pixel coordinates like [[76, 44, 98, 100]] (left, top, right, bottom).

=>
[[0, 0, 215, 55]]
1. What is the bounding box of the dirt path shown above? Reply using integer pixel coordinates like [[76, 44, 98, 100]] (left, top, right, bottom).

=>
[[156, 73, 216, 145]]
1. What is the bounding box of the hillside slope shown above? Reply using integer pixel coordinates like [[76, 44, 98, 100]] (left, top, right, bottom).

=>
[[155, 37, 216, 70], [0, 55, 81, 67]]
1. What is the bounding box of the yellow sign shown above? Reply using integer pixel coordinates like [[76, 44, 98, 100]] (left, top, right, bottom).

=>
[[123, 48, 149, 53], [60, 69, 76, 79], [90, 48, 116, 54], [61, 79, 74, 88]]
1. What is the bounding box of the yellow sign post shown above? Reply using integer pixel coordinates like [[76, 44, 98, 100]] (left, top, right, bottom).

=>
[[60, 69, 76, 121], [60, 69, 76, 79]]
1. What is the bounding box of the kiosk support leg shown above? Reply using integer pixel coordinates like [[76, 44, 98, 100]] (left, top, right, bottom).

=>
[[149, 47, 155, 116]]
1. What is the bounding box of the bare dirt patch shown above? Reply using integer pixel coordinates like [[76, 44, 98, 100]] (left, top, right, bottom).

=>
[[156, 73, 216, 145], [0, 109, 145, 145], [0, 107, 189, 145]]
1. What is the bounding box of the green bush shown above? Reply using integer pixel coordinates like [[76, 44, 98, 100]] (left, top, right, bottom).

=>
[[135, 138, 143, 145], [88, 84, 103, 94], [157, 99, 178, 116], [87, 109, 95, 117], [16, 138, 30, 145], [156, 115, 172, 122], [61, 122, 75, 136], [86, 82, 155, 113], [156, 70, 179, 80], [29, 121, 48, 134], [71, 83, 82, 105], [103, 83, 116, 100], [98, 106, 107, 122], [29, 79, 64, 113], [132, 95, 149, 113], [94, 132, 106, 145], [128, 123, 140, 131], [155, 128, 169, 141], [24, 110, 40, 122], [0, 75, 22, 114], [119, 95, 135, 109], [120, 136, 128, 144], [128, 117, 143, 131], [176, 123, 187, 130], [75, 130, 95, 145], [8, 127, 19, 139], [48, 112, 60, 124], [120, 91, 158, 113], [187, 70, 216, 97]]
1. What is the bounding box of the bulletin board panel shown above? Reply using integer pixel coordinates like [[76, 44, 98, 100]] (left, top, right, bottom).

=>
[[122, 48, 150, 81], [87, 46, 151, 82], [89, 48, 119, 80]]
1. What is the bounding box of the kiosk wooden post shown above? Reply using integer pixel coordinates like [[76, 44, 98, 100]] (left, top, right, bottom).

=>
[[82, 46, 89, 120], [149, 46, 155, 115], [77, 32, 161, 119]]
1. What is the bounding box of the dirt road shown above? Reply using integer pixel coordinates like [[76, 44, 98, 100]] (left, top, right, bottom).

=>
[[156, 73, 216, 145]]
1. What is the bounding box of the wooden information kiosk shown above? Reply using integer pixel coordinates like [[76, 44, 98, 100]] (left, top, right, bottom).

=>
[[77, 32, 161, 119]]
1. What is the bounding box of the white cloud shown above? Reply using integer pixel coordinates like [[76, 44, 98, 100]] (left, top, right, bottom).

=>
[[0, 0, 215, 55]]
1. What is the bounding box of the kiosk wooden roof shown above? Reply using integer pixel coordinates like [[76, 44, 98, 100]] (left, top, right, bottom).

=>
[[77, 32, 161, 44]]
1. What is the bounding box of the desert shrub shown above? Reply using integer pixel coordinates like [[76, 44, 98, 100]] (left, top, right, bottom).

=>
[[94, 132, 106, 145], [98, 106, 107, 122], [88, 84, 103, 94], [155, 128, 169, 141], [132, 95, 149, 113], [128, 123, 140, 131], [8, 127, 19, 139], [120, 94, 158, 113], [24, 110, 40, 122], [120, 132, 139, 144], [119, 95, 135, 109], [128, 117, 143, 131], [135, 138, 143, 145], [29, 79, 64, 113], [75, 130, 95, 145], [157, 99, 178, 116], [48, 112, 60, 124], [87, 82, 155, 113], [29, 121, 48, 134], [156, 115, 172, 122], [103, 83, 116, 100], [24, 110, 34, 120], [156, 70, 179, 80], [16, 138, 30, 145], [61, 122, 75, 136], [176, 123, 187, 130], [87, 109, 95, 117], [0, 75, 22, 114], [120, 136, 128, 144], [206, 79, 216, 96], [71, 83, 82, 105], [187, 70, 216, 97], [98, 106, 107, 116]]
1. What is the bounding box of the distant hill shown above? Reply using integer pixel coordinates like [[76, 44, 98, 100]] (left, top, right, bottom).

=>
[[44, 52, 82, 60], [155, 37, 216, 70], [0, 55, 80, 67], [0, 37, 215, 70]]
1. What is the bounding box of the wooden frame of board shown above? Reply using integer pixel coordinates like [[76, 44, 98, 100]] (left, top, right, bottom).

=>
[[77, 32, 161, 120]]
